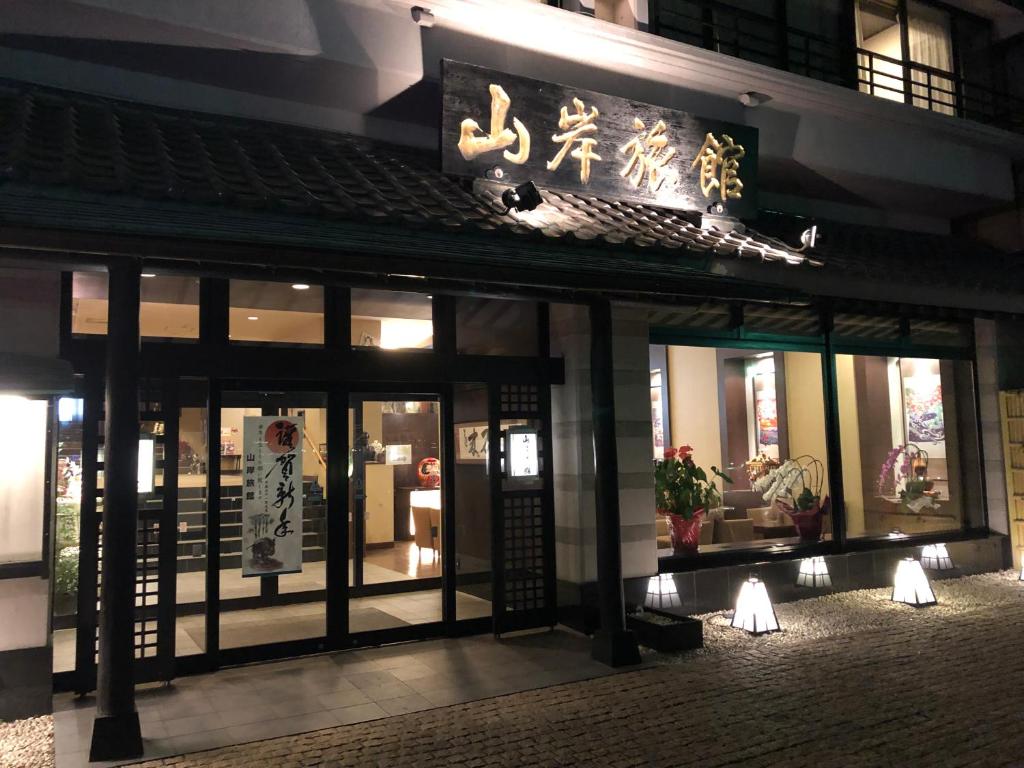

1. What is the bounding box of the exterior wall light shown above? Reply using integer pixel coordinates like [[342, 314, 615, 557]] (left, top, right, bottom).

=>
[[645, 573, 681, 610], [500, 181, 543, 214], [411, 6, 435, 27], [291, 283, 311, 290], [738, 91, 772, 107], [796, 556, 831, 588], [920, 544, 954, 571], [731, 576, 779, 635], [892, 558, 937, 606]]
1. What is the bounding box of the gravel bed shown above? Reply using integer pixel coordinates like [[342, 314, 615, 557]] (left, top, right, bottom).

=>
[[684, 570, 1023, 657], [0, 715, 54, 768]]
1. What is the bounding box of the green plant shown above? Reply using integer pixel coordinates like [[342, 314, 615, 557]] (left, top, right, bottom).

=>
[[54, 546, 79, 600], [654, 445, 732, 520], [55, 506, 80, 549]]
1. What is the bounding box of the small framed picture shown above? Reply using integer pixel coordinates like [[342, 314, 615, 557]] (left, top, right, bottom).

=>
[[455, 422, 489, 464]]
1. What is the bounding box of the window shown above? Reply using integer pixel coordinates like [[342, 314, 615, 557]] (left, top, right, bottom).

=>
[[855, 0, 958, 115], [652, 344, 831, 555], [835, 355, 981, 538], [229, 279, 324, 345], [351, 289, 433, 350], [140, 274, 200, 339], [71, 272, 107, 335], [71, 271, 201, 338], [456, 297, 538, 356]]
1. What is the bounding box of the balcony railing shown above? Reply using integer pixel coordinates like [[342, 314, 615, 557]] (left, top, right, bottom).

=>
[[649, 0, 1024, 135]]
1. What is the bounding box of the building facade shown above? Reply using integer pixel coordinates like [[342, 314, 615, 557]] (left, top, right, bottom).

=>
[[1, 0, 1023, 759]]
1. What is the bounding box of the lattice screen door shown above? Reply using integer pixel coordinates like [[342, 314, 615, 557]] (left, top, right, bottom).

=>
[[489, 384, 557, 635], [83, 380, 178, 689]]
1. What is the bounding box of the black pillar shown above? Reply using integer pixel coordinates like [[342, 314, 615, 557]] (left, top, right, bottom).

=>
[[588, 299, 641, 667], [90, 263, 144, 761]]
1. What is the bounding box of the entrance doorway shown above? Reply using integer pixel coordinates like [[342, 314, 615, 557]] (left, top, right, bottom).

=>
[[53, 379, 557, 693]]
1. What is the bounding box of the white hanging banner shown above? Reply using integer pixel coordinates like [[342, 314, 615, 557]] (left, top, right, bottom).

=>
[[242, 415, 304, 577]]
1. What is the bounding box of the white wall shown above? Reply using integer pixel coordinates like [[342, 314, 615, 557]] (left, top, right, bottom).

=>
[[784, 352, 831, 499], [0, 578, 50, 651], [667, 346, 722, 472], [836, 354, 866, 536]]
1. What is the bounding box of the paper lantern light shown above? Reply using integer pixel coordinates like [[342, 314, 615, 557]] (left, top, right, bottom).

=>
[[731, 577, 779, 635], [645, 573, 681, 610], [920, 543, 954, 571], [796, 556, 831, 588], [891, 558, 936, 606]]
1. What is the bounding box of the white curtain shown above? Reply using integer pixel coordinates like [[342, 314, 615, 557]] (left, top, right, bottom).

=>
[[907, 0, 955, 115]]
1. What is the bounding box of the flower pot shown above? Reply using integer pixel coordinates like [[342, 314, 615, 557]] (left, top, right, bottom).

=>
[[666, 510, 704, 553], [781, 496, 829, 543]]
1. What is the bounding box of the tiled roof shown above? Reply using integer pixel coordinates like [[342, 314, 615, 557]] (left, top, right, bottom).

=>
[[0, 79, 802, 264], [0, 78, 1018, 309]]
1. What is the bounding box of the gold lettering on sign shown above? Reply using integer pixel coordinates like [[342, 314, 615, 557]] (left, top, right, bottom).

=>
[[547, 97, 601, 184], [619, 117, 677, 192], [690, 132, 745, 201], [457, 84, 530, 164]]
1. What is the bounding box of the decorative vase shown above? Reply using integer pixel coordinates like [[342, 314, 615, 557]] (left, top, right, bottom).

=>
[[782, 496, 830, 542], [666, 509, 704, 553]]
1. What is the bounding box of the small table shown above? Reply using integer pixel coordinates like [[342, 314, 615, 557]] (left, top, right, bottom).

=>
[[752, 522, 797, 539]]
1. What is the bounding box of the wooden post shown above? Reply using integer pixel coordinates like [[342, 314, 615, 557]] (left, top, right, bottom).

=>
[[588, 299, 641, 667], [89, 262, 143, 761]]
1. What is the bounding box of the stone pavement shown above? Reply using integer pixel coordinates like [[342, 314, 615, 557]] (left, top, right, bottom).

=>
[[113, 571, 1024, 768]]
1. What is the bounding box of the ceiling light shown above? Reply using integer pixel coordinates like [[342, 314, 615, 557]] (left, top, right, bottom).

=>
[[920, 544, 954, 571], [247, 316, 259, 321], [645, 574, 681, 610], [141, 273, 156, 278], [891, 558, 936, 607], [796, 556, 831, 589], [411, 5, 435, 27], [291, 283, 311, 290], [731, 576, 779, 635]]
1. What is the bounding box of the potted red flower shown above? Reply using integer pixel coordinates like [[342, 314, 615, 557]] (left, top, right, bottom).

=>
[[654, 445, 731, 554]]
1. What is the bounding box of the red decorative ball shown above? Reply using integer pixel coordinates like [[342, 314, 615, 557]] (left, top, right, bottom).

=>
[[417, 457, 441, 488]]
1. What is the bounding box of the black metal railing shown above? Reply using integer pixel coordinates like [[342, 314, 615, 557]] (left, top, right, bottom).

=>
[[649, 0, 1024, 135]]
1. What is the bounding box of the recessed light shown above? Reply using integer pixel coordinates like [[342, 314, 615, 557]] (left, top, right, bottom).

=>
[[247, 316, 259, 321], [141, 273, 156, 278], [292, 283, 310, 290]]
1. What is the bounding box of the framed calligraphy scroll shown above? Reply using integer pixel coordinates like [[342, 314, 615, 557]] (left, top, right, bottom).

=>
[[241, 415, 304, 577], [441, 60, 758, 218]]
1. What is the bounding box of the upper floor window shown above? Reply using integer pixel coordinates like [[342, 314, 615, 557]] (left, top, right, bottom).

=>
[[650, 0, 1010, 129], [856, 0, 956, 115]]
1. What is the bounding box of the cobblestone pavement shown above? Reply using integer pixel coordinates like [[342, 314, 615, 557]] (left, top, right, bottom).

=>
[[112, 571, 1024, 768]]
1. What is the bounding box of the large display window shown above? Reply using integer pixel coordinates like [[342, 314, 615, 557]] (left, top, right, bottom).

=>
[[835, 354, 982, 538], [651, 344, 831, 555]]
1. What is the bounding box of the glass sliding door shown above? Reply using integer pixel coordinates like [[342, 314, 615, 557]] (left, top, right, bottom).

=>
[[348, 395, 444, 632], [217, 390, 328, 651]]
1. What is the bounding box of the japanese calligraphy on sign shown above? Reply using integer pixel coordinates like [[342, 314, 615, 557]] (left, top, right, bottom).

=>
[[242, 415, 304, 577], [442, 61, 758, 217]]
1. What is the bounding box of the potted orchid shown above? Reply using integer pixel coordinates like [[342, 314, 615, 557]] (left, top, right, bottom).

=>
[[754, 455, 827, 542], [878, 443, 937, 513], [655, 445, 731, 553]]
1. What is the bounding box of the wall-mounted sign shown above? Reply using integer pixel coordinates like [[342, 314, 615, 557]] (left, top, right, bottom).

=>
[[137, 437, 155, 495], [506, 426, 540, 478], [442, 60, 758, 218], [242, 416, 304, 577]]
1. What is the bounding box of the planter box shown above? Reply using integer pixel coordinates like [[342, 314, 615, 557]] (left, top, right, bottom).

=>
[[626, 609, 703, 653]]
